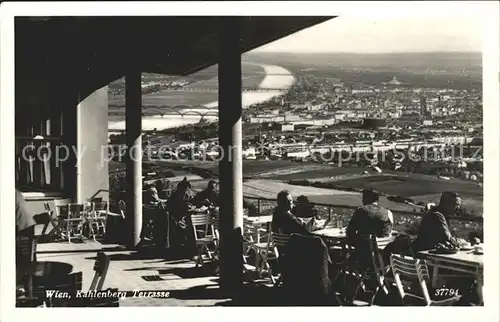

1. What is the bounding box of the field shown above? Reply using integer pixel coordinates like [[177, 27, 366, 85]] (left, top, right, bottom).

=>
[[108, 63, 266, 106]]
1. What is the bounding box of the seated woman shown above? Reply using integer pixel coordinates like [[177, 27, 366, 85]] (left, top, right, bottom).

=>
[[292, 195, 318, 219]]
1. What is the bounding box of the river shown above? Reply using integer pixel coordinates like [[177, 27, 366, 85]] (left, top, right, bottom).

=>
[[108, 64, 295, 131]]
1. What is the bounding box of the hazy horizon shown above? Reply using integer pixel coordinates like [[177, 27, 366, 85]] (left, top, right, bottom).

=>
[[247, 51, 482, 55], [252, 4, 483, 54]]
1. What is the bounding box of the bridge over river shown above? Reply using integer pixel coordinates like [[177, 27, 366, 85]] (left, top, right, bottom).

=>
[[151, 86, 290, 93]]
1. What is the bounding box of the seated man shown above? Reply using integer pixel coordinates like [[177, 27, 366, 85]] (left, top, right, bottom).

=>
[[192, 180, 219, 207], [346, 189, 393, 271], [346, 189, 393, 245], [412, 191, 463, 252], [271, 190, 308, 235]]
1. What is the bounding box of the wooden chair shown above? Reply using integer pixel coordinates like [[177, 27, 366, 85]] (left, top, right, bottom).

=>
[[390, 254, 462, 306], [89, 251, 111, 291], [191, 212, 216, 268]]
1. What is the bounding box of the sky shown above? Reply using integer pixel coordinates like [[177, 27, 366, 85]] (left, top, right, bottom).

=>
[[254, 2, 484, 53]]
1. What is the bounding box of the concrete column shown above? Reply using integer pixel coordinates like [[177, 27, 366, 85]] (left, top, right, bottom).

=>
[[125, 71, 143, 247], [217, 17, 244, 291]]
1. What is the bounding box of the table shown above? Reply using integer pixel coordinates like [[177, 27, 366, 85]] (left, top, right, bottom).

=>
[[243, 215, 273, 225], [243, 215, 273, 242], [418, 249, 483, 303], [311, 228, 346, 240], [17, 261, 75, 306], [311, 228, 398, 248]]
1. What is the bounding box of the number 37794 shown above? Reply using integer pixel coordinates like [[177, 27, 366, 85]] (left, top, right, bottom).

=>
[[435, 288, 460, 297]]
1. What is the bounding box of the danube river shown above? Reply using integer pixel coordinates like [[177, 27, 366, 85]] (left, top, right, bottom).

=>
[[108, 64, 295, 131]]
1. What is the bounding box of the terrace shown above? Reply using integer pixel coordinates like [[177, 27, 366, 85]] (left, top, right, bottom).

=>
[[31, 195, 483, 306]]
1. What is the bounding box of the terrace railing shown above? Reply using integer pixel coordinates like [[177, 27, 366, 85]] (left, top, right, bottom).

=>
[[242, 196, 483, 239]]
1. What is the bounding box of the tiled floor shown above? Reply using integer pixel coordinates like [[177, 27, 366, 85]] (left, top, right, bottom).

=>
[[35, 240, 273, 307]]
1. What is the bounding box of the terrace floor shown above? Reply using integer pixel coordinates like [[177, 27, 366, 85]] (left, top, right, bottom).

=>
[[35, 240, 302, 307]]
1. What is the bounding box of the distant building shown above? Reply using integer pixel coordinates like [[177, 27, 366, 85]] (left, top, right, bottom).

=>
[[363, 118, 387, 129], [280, 123, 295, 132], [382, 76, 411, 88], [420, 96, 431, 118]]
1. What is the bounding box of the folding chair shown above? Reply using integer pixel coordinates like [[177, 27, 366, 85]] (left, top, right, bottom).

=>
[[191, 213, 216, 268], [89, 252, 111, 291], [252, 231, 291, 284], [59, 203, 87, 243], [345, 235, 390, 306], [44, 199, 71, 239], [88, 201, 108, 241], [40, 201, 58, 237], [270, 232, 293, 286], [390, 254, 462, 306]]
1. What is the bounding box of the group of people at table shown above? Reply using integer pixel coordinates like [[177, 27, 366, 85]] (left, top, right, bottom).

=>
[[14, 178, 482, 306], [142, 178, 481, 305]]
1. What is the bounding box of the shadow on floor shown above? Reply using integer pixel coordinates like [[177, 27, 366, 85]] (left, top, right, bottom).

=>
[[168, 283, 343, 306], [158, 266, 217, 279]]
